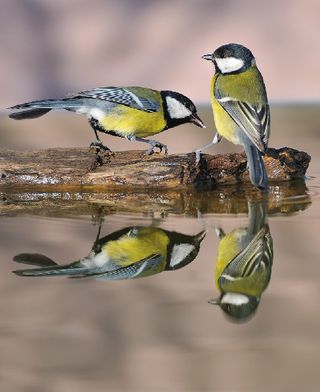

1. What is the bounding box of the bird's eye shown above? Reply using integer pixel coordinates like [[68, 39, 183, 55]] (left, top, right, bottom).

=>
[[185, 102, 194, 111]]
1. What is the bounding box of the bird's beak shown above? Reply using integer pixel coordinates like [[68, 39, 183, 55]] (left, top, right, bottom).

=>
[[202, 53, 213, 61], [195, 230, 207, 242], [191, 113, 206, 128], [208, 298, 220, 305]]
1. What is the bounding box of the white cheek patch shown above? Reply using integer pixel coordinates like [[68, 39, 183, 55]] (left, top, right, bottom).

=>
[[170, 244, 195, 268], [221, 292, 249, 306], [166, 96, 192, 119], [215, 57, 244, 73]]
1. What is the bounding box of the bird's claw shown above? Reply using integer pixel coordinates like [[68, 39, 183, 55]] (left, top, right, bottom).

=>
[[193, 133, 222, 164], [145, 141, 168, 156], [90, 141, 112, 153]]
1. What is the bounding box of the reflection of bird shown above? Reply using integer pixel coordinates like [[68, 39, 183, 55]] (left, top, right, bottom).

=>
[[8, 86, 204, 155], [13, 226, 206, 279], [198, 43, 270, 190], [210, 201, 273, 321]]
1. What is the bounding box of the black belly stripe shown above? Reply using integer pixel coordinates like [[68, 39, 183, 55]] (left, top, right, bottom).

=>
[[89, 118, 123, 138]]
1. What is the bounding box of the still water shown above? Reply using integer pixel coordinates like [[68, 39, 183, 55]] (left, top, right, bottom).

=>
[[0, 104, 320, 391]]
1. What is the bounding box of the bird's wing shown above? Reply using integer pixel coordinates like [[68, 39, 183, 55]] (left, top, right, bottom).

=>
[[71, 87, 160, 113], [215, 87, 270, 152], [222, 226, 270, 279], [70, 254, 164, 280]]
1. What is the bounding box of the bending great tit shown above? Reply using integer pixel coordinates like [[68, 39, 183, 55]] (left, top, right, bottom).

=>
[[210, 201, 273, 322], [8, 86, 205, 155], [13, 225, 206, 280], [198, 43, 270, 190]]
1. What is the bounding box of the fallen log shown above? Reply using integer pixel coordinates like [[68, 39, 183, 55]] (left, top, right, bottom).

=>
[[0, 147, 310, 189]]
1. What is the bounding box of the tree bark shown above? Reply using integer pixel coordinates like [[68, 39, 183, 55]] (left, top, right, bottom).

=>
[[0, 147, 311, 189]]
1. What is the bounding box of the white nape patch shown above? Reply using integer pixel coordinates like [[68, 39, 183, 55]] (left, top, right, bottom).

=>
[[166, 96, 192, 119], [221, 292, 249, 306], [88, 108, 106, 121], [170, 244, 195, 268], [215, 57, 244, 74]]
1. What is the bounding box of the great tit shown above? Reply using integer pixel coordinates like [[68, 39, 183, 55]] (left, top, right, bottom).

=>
[[209, 201, 273, 322], [198, 43, 270, 190], [13, 224, 206, 279], [8, 86, 205, 155]]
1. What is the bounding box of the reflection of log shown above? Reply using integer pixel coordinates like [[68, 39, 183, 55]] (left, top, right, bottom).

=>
[[0, 147, 310, 188], [0, 179, 311, 217]]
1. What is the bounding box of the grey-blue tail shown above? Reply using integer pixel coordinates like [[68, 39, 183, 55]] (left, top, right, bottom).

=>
[[8, 98, 83, 120], [9, 108, 52, 120], [244, 144, 268, 191], [13, 253, 86, 277]]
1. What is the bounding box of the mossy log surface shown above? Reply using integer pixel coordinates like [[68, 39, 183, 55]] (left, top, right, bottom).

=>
[[0, 147, 311, 189]]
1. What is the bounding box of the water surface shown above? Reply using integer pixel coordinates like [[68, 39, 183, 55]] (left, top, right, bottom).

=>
[[0, 104, 320, 391]]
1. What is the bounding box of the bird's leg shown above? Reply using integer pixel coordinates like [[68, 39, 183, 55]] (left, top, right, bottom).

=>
[[194, 132, 222, 163], [89, 118, 112, 152], [91, 215, 104, 253], [126, 135, 168, 155]]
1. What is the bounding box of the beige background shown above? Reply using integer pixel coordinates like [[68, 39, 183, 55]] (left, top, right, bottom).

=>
[[1, 0, 320, 109]]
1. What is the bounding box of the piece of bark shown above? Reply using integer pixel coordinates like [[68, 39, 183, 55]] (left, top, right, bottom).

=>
[[0, 147, 311, 188]]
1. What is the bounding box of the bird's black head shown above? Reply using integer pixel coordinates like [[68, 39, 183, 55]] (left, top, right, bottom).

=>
[[209, 292, 259, 323], [166, 230, 207, 271], [161, 90, 205, 130], [202, 43, 255, 75]]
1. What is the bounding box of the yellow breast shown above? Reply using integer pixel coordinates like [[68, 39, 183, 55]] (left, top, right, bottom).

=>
[[214, 229, 247, 289], [100, 105, 166, 138], [102, 227, 169, 267], [210, 75, 241, 145]]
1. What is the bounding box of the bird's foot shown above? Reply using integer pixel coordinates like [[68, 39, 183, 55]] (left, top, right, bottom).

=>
[[89, 141, 114, 168], [90, 141, 112, 153], [145, 141, 168, 156], [193, 133, 222, 164]]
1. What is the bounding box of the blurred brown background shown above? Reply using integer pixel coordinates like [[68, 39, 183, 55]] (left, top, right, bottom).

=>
[[1, 0, 320, 154], [1, 0, 320, 108], [1, 3, 320, 391]]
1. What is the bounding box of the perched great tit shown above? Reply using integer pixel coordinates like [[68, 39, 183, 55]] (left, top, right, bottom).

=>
[[198, 43, 270, 190], [8, 86, 205, 155], [13, 225, 206, 279], [210, 201, 273, 322]]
